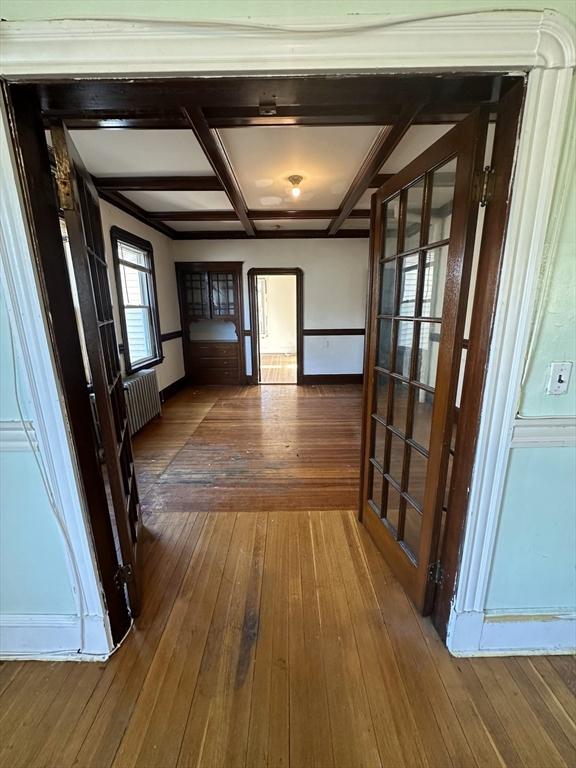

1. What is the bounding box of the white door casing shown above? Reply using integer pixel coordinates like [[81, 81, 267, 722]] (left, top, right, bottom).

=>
[[0, 9, 574, 656]]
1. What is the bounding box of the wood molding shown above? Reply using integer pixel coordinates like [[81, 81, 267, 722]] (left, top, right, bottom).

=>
[[94, 176, 222, 192], [98, 189, 175, 238], [302, 374, 363, 385], [160, 375, 188, 402], [171, 229, 369, 240], [148, 208, 371, 222], [183, 107, 254, 236], [160, 329, 183, 343], [303, 328, 365, 336], [328, 101, 425, 236]]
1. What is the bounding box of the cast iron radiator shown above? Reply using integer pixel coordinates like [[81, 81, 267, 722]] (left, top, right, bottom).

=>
[[123, 369, 161, 435]]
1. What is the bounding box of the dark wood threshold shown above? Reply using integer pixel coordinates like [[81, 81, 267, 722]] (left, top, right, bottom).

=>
[[302, 374, 363, 385]]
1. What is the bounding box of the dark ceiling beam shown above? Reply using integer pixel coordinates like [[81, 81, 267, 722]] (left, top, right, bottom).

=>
[[36, 74, 501, 115], [97, 190, 176, 238], [203, 103, 488, 129], [93, 176, 222, 192], [171, 229, 369, 241], [147, 209, 372, 222], [370, 173, 394, 188], [328, 101, 425, 237], [183, 107, 254, 236]]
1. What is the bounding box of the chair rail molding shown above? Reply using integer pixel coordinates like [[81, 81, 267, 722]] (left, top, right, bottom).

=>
[[0, 11, 574, 74], [0, 8, 574, 658], [0, 97, 113, 660]]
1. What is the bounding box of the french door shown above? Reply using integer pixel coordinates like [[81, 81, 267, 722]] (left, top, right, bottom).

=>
[[360, 111, 488, 614], [51, 123, 141, 617]]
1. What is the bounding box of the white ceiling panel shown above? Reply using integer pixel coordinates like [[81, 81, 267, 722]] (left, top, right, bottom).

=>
[[123, 190, 233, 211], [381, 125, 454, 174], [68, 130, 213, 176], [219, 126, 384, 210], [355, 189, 376, 209], [165, 221, 245, 232], [341, 219, 370, 229], [254, 219, 329, 231]]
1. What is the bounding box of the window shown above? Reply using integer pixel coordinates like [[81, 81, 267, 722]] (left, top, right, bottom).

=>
[[111, 227, 163, 374]]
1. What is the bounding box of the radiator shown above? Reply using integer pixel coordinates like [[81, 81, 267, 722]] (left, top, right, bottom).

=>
[[123, 369, 161, 436]]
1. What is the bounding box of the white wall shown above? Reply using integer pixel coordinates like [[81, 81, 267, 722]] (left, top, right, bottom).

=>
[[172, 238, 369, 377], [99, 201, 185, 391], [258, 275, 297, 354]]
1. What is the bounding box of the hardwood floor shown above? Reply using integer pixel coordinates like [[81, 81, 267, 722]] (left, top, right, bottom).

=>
[[259, 352, 297, 383], [0, 385, 574, 768]]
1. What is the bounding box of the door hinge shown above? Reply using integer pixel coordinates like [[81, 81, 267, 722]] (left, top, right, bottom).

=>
[[114, 563, 133, 589], [473, 166, 495, 207], [428, 560, 444, 586]]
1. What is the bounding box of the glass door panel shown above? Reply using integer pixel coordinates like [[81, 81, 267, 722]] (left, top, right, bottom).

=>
[[361, 110, 488, 614]]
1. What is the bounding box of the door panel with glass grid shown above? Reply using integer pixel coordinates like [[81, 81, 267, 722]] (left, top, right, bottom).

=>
[[362, 112, 487, 614], [51, 123, 141, 617]]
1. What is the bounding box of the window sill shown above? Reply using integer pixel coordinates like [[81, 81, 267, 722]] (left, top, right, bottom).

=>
[[125, 355, 164, 376]]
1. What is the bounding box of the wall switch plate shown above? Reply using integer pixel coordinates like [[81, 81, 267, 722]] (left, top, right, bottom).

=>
[[546, 361, 572, 395]]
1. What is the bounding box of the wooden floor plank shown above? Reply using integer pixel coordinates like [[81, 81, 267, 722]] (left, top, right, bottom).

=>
[[246, 512, 290, 768], [0, 384, 572, 768]]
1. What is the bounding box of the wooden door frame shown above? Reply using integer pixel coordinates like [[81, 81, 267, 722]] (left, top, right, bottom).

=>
[[431, 81, 525, 638], [247, 267, 304, 385], [1, 84, 131, 649]]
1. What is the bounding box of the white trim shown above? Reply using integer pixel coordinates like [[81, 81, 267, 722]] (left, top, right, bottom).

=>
[[448, 610, 576, 657], [0, 11, 574, 76], [0, 420, 38, 451], [0, 8, 574, 659], [0, 614, 111, 660], [450, 64, 575, 646], [0, 98, 113, 659], [511, 417, 576, 447]]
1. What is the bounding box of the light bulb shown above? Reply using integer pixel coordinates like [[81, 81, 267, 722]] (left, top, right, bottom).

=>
[[291, 186, 301, 199]]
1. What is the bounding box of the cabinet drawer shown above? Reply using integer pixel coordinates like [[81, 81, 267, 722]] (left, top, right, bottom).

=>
[[192, 367, 240, 384], [194, 356, 238, 369], [189, 342, 238, 359]]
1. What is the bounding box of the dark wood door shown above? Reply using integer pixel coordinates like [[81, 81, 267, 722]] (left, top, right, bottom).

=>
[[51, 123, 141, 617], [176, 261, 244, 384], [360, 111, 488, 614]]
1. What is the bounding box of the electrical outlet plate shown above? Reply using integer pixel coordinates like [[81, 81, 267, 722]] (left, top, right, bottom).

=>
[[546, 361, 573, 395]]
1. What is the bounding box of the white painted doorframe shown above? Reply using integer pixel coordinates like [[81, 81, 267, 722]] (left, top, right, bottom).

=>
[[1, 10, 574, 657]]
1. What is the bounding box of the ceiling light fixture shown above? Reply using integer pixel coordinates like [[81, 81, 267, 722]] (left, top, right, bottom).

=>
[[288, 174, 303, 199]]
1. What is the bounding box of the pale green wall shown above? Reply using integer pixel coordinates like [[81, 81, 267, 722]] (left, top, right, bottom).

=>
[[0, 288, 76, 615], [2, 0, 574, 622], [486, 447, 576, 612], [1, 0, 575, 24], [519, 83, 576, 418]]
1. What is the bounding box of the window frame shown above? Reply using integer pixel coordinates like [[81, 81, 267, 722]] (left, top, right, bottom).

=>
[[110, 226, 164, 375]]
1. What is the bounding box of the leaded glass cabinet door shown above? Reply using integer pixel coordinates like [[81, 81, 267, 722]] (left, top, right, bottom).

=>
[[360, 111, 488, 614]]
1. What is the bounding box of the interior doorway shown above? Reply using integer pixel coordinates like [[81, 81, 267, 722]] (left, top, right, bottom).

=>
[[256, 274, 297, 383], [248, 268, 303, 385]]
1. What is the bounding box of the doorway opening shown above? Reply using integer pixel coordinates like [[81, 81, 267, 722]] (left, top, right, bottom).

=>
[[4, 70, 523, 645], [256, 274, 297, 383], [248, 268, 304, 385]]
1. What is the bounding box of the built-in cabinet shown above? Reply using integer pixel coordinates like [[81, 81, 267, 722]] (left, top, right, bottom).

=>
[[175, 262, 244, 384]]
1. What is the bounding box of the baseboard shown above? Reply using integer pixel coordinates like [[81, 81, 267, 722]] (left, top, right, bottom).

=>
[[301, 374, 363, 385], [447, 609, 576, 656], [160, 375, 188, 402], [0, 613, 113, 661]]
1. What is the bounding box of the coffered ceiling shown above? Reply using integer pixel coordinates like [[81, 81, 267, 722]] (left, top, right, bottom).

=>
[[36, 73, 513, 239]]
